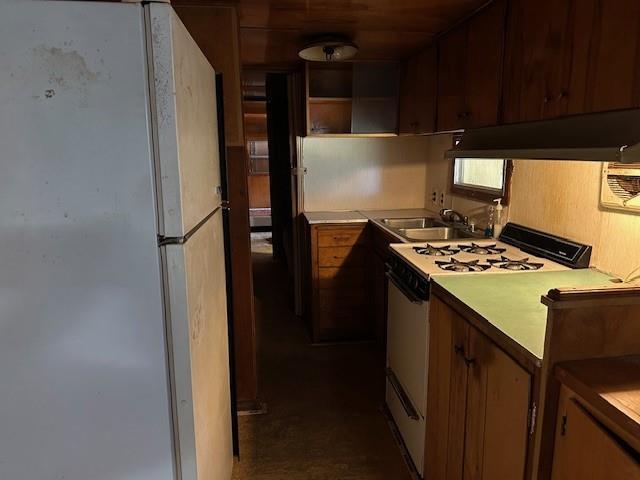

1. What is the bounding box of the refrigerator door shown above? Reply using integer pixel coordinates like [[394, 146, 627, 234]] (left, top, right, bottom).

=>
[[0, 2, 174, 480], [162, 210, 233, 480], [146, 4, 222, 238]]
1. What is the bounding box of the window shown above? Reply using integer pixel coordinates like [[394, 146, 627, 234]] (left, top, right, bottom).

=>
[[451, 157, 512, 203]]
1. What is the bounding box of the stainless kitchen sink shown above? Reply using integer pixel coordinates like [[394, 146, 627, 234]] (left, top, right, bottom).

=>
[[376, 216, 478, 242], [397, 227, 474, 241], [379, 217, 444, 229]]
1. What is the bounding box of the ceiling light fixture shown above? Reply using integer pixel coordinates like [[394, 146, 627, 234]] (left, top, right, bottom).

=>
[[298, 36, 359, 62]]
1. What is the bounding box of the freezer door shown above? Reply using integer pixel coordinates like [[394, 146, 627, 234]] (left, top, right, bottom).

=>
[[0, 2, 175, 480], [163, 210, 233, 480], [147, 4, 221, 237]]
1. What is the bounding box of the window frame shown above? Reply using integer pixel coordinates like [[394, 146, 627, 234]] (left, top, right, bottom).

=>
[[449, 137, 513, 205]]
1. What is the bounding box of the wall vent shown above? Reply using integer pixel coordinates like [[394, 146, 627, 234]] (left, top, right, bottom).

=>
[[601, 162, 640, 213]]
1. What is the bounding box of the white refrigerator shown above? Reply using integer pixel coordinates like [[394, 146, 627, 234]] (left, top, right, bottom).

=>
[[0, 1, 233, 480]]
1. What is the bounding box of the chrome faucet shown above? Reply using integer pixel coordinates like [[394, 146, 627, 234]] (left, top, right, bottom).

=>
[[439, 208, 469, 225]]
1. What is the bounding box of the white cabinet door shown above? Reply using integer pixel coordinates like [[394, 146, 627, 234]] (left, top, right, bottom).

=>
[[148, 4, 221, 237], [164, 211, 232, 480]]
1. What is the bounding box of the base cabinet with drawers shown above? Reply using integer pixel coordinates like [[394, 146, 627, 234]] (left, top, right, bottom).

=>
[[425, 295, 533, 480], [304, 222, 371, 342]]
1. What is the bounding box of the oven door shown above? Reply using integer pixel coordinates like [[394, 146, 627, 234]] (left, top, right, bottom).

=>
[[386, 278, 429, 417], [385, 276, 429, 474]]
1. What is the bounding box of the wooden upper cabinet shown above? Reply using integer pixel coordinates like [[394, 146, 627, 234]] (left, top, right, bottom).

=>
[[465, 0, 507, 128], [504, 0, 640, 123], [502, 0, 572, 123], [437, 0, 506, 131], [567, 0, 640, 115], [437, 25, 468, 131], [398, 46, 437, 135]]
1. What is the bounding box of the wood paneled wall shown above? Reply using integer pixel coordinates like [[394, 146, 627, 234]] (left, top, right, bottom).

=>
[[226, 146, 257, 403]]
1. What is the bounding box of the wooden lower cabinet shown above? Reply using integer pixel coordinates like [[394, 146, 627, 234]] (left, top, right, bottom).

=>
[[551, 392, 640, 480], [465, 326, 531, 480], [305, 222, 370, 342], [425, 296, 532, 479]]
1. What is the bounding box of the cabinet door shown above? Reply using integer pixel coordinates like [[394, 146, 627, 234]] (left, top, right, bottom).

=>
[[425, 297, 470, 479], [568, 0, 640, 115], [552, 398, 640, 480], [463, 326, 531, 480], [437, 25, 468, 131], [351, 63, 399, 133], [398, 57, 418, 134], [415, 47, 438, 134], [502, 0, 572, 123], [399, 48, 437, 134], [464, 0, 507, 128]]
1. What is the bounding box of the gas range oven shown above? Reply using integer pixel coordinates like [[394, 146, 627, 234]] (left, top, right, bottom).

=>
[[384, 223, 592, 476]]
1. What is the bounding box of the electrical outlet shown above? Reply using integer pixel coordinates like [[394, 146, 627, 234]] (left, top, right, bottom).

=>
[[431, 190, 437, 204], [440, 192, 445, 206]]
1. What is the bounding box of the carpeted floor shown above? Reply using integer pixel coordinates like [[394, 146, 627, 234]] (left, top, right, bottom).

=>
[[231, 234, 412, 480]]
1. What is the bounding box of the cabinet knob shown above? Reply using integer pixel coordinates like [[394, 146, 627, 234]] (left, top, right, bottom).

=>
[[454, 344, 465, 356], [558, 90, 569, 100], [543, 95, 552, 104], [464, 357, 476, 367]]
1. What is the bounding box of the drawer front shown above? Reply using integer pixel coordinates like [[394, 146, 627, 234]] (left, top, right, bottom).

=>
[[318, 267, 366, 289], [317, 226, 367, 247], [318, 246, 366, 267]]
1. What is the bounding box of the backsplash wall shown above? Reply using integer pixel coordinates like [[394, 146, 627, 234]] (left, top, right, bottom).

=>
[[508, 160, 640, 279], [302, 136, 431, 211], [422, 133, 499, 225]]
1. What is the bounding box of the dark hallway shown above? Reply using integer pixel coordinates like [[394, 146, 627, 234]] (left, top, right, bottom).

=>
[[231, 234, 412, 480]]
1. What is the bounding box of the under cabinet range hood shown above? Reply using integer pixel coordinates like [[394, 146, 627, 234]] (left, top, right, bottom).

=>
[[446, 109, 640, 163]]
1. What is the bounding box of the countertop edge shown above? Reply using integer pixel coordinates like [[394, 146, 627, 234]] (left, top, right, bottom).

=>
[[430, 282, 543, 370]]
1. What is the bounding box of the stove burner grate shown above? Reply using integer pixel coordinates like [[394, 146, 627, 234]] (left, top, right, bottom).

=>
[[487, 256, 544, 271], [457, 242, 507, 255], [435, 257, 492, 273], [413, 244, 460, 256]]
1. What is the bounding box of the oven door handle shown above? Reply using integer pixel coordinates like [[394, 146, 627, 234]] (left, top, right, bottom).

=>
[[386, 368, 420, 421], [385, 271, 423, 305]]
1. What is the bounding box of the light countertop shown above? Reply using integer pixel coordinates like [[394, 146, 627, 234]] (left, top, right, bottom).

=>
[[303, 211, 368, 224], [433, 269, 617, 361], [304, 208, 438, 225]]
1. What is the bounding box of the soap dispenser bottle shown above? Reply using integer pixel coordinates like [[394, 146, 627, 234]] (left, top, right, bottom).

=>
[[493, 198, 504, 238], [484, 205, 495, 237]]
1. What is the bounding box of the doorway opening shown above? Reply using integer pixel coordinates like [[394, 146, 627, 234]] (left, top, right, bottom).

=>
[[243, 72, 272, 232]]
